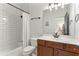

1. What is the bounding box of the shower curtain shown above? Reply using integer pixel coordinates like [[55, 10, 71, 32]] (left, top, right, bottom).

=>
[[22, 12, 30, 48]]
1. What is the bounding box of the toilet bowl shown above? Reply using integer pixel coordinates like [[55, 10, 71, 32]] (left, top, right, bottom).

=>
[[23, 46, 35, 56], [23, 38, 37, 56]]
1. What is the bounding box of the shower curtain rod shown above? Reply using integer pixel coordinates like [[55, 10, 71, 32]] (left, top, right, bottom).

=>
[[7, 3, 30, 14]]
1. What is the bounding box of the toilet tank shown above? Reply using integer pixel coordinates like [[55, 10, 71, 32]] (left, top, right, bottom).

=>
[[31, 38, 37, 46]]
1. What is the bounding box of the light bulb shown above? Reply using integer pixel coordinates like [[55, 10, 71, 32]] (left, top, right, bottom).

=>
[[58, 3, 61, 7], [51, 4, 54, 8], [61, 3, 64, 8], [49, 6, 52, 11], [54, 5, 58, 10]]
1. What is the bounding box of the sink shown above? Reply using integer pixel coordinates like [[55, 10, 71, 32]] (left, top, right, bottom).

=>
[[57, 35, 75, 42]]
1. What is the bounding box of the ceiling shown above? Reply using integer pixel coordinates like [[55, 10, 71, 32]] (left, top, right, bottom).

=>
[[11, 3, 70, 17], [11, 3, 48, 14]]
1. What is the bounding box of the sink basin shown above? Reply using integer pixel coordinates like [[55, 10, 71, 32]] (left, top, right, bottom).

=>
[[57, 35, 75, 43], [38, 36, 54, 39]]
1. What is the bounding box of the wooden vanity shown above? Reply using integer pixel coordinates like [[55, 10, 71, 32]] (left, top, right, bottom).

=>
[[37, 39, 79, 56]]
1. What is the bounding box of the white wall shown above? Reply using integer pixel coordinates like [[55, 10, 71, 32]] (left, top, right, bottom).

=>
[[66, 3, 79, 38], [11, 3, 48, 38], [29, 3, 48, 37], [74, 3, 79, 39], [0, 4, 22, 55], [30, 11, 43, 37], [69, 4, 75, 37]]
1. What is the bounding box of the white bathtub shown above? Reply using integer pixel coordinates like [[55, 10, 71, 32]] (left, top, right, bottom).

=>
[[5, 34, 53, 56], [6, 46, 23, 56]]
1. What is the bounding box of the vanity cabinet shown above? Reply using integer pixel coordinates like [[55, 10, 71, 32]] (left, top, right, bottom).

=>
[[37, 40, 54, 56], [37, 39, 79, 56]]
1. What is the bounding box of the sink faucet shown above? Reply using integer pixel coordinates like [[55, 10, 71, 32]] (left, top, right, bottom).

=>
[[53, 32, 59, 38]]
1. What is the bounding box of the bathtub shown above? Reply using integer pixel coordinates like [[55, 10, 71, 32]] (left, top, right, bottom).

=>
[[5, 34, 53, 56], [6, 46, 23, 56]]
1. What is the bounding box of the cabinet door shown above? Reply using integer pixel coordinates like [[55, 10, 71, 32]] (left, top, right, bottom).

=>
[[74, 53, 79, 56], [57, 50, 75, 56], [65, 44, 79, 54], [54, 49, 58, 56], [37, 46, 54, 56], [45, 47, 54, 56]]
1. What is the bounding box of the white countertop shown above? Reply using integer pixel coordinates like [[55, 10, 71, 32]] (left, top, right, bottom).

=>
[[38, 35, 79, 46]]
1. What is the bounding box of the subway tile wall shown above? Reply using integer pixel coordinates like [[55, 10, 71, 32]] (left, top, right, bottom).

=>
[[0, 4, 23, 55]]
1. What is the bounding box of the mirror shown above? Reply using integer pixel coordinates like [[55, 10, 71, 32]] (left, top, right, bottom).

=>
[[43, 4, 70, 37]]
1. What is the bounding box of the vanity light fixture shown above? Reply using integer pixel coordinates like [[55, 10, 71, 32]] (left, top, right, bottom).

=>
[[54, 3, 58, 10], [48, 3, 64, 11], [51, 3, 54, 8], [61, 3, 64, 8]]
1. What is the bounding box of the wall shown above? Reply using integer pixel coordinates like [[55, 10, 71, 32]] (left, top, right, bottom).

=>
[[69, 4, 75, 37], [30, 11, 43, 38], [29, 3, 48, 37], [74, 3, 79, 39], [0, 4, 22, 55], [11, 3, 48, 38], [65, 3, 79, 37]]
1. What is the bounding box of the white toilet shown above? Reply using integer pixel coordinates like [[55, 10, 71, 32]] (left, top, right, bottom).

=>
[[23, 38, 37, 56]]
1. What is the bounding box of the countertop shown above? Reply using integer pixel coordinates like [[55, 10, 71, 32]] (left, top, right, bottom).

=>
[[37, 35, 79, 46]]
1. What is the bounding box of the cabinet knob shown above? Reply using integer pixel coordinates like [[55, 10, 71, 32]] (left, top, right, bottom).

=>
[[73, 48, 76, 50]]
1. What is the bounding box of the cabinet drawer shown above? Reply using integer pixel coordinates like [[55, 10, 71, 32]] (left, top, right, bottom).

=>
[[37, 39, 46, 46], [65, 44, 79, 54], [57, 50, 75, 56], [46, 41, 64, 49]]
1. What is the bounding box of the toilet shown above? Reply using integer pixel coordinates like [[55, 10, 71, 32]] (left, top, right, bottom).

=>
[[23, 38, 37, 56]]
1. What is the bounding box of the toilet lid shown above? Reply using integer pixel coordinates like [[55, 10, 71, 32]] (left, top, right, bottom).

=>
[[24, 46, 35, 52]]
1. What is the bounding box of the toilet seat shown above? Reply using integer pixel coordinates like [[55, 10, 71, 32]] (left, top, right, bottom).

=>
[[24, 46, 35, 52]]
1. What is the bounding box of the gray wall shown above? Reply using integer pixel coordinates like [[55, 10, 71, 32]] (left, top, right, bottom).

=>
[[0, 4, 22, 55]]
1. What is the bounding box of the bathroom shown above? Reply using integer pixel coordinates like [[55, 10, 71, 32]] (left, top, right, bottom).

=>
[[0, 2, 79, 56]]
